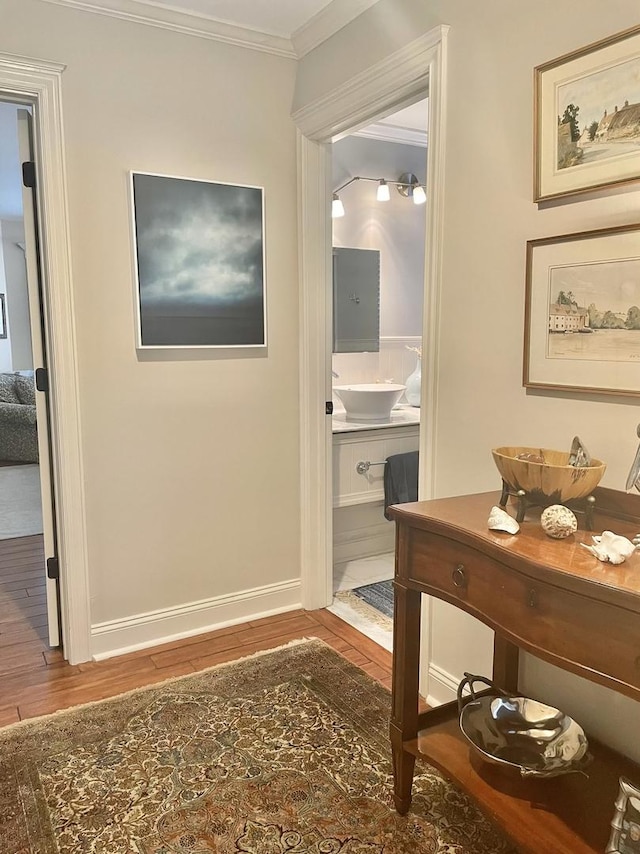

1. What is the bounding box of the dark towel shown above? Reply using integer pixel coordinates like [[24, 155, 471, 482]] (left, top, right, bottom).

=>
[[384, 451, 419, 520]]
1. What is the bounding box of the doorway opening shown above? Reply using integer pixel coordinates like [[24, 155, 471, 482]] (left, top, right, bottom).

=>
[[0, 52, 91, 666], [295, 26, 448, 695], [328, 100, 429, 650], [0, 98, 61, 669]]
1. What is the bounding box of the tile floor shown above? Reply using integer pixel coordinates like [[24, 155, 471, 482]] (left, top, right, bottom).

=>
[[332, 552, 394, 593], [329, 552, 395, 651]]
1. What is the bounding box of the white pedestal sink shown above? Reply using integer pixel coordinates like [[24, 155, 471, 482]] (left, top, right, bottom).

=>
[[333, 383, 406, 422]]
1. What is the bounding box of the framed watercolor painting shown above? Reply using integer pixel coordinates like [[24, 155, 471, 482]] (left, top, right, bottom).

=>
[[524, 222, 640, 397], [606, 777, 640, 853], [534, 24, 640, 202], [130, 172, 266, 349]]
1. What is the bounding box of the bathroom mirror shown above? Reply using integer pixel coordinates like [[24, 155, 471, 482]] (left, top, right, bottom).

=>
[[332, 247, 380, 353]]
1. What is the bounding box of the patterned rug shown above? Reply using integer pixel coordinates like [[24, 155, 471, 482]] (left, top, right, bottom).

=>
[[0, 638, 515, 853]]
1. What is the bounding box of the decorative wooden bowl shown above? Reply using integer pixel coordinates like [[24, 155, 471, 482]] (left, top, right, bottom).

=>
[[492, 446, 606, 506]]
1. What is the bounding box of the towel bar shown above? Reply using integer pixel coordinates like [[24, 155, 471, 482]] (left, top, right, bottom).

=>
[[356, 460, 386, 475]]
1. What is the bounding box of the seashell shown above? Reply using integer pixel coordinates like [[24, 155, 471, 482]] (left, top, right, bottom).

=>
[[488, 506, 520, 534], [568, 435, 591, 468], [516, 452, 545, 463], [540, 505, 577, 539], [580, 530, 637, 565]]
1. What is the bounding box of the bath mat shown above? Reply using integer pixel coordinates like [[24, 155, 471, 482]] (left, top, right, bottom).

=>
[[353, 579, 394, 618]]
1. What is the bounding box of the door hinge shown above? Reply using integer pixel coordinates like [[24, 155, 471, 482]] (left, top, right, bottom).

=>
[[46, 556, 60, 580], [22, 160, 36, 189], [35, 367, 48, 393], [325, 401, 334, 415]]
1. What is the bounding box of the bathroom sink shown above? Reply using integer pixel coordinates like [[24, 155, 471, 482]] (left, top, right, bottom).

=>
[[333, 383, 406, 422]]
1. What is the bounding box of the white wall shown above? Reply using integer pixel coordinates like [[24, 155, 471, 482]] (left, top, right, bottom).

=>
[[332, 135, 426, 336], [297, 0, 640, 761], [0, 100, 28, 372], [331, 136, 425, 391], [0, 223, 10, 372], [1, 219, 32, 371], [0, 101, 24, 219], [1, 0, 300, 651]]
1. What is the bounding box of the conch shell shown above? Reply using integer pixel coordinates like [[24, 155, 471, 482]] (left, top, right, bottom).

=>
[[580, 530, 637, 565], [488, 506, 520, 534]]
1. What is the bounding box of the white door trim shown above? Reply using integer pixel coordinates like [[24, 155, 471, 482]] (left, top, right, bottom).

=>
[[0, 53, 91, 664], [293, 26, 449, 617]]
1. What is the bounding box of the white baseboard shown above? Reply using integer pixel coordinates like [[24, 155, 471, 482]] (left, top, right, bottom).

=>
[[425, 661, 461, 708], [91, 578, 302, 660], [333, 519, 394, 565]]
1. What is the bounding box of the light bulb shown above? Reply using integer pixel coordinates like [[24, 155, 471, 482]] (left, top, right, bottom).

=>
[[332, 193, 345, 218], [376, 180, 390, 202], [412, 184, 426, 205]]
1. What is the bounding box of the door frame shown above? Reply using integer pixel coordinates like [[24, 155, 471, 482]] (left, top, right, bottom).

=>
[[294, 26, 449, 615], [0, 53, 91, 663]]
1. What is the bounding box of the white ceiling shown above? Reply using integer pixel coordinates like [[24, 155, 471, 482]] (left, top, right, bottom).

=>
[[356, 100, 429, 147], [378, 102, 429, 133], [130, 0, 336, 37]]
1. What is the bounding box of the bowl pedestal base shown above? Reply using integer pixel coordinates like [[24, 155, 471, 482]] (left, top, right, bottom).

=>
[[498, 479, 596, 530]]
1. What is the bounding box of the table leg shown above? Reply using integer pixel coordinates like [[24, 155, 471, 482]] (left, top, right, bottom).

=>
[[390, 720, 415, 814], [390, 580, 421, 814]]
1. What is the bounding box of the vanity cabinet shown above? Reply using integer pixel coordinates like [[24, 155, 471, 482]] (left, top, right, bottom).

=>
[[332, 423, 419, 566], [332, 424, 419, 508]]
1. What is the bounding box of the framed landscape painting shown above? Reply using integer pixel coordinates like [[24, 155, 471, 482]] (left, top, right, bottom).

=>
[[524, 222, 640, 397], [130, 172, 266, 349], [534, 24, 640, 202]]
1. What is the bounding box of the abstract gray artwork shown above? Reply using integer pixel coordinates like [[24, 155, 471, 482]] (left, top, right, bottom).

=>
[[131, 172, 266, 348]]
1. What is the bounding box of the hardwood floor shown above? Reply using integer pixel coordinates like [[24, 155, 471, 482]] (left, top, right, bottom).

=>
[[0, 537, 393, 728]]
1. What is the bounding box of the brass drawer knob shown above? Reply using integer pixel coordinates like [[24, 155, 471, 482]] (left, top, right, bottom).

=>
[[452, 565, 466, 588], [528, 589, 538, 608]]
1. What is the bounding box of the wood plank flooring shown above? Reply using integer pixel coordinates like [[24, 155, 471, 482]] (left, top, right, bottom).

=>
[[0, 535, 393, 727]]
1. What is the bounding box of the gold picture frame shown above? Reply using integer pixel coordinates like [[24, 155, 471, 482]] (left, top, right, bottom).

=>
[[524, 222, 640, 397], [534, 24, 640, 202], [607, 777, 640, 853]]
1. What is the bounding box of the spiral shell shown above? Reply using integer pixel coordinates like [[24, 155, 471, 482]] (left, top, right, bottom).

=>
[[540, 505, 577, 539]]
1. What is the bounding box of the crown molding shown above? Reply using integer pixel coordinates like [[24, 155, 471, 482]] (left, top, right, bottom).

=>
[[39, 0, 297, 58], [292, 0, 380, 58], [353, 122, 428, 148]]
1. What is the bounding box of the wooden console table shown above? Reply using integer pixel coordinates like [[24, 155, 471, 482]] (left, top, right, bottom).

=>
[[389, 489, 640, 853]]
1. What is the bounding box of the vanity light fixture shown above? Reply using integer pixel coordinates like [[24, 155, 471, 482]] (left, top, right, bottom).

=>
[[376, 179, 390, 201], [396, 172, 427, 205], [332, 173, 426, 217], [412, 184, 427, 205]]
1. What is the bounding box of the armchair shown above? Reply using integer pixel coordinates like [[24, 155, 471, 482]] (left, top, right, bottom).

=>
[[0, 373, 39, 464]]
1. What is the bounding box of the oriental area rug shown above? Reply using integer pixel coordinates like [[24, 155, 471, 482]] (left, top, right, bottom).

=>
[[0, 638, 515, 853]]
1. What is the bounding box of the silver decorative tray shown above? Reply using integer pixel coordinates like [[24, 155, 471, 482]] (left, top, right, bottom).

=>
[[457, 674, 592, 779]]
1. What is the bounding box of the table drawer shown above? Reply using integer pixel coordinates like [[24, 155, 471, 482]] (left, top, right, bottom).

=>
[[404, 529, 640, 695]]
